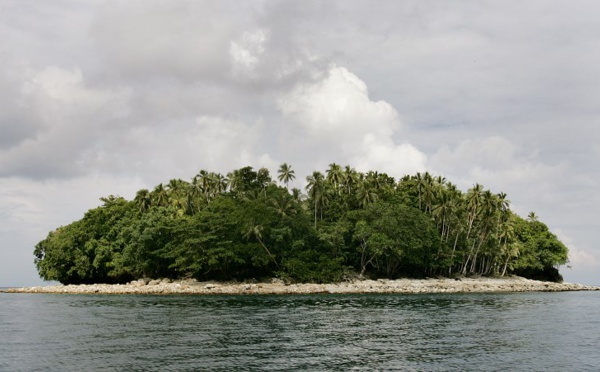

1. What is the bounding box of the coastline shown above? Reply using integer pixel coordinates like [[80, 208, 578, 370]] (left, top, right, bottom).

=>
[[2, 276, 599, 295]]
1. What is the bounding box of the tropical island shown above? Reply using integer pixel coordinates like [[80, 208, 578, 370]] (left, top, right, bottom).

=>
[[28, 163, 573, 293]]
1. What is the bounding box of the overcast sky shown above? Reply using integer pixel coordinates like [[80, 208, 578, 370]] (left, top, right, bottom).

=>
[[1, 1, 599, 286]]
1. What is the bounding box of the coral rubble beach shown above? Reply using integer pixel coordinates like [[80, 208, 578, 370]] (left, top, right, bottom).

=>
[[2, 277, 599, 295]]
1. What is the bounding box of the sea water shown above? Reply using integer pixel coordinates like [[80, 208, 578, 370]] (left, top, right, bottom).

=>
[[1, 291, 599, 371]]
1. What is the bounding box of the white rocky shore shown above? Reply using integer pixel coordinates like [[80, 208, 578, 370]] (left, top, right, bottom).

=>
[[2, 276, 599, 295]]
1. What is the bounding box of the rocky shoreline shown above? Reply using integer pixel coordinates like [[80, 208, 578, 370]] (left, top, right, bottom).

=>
[[2, 276, 599, 295]]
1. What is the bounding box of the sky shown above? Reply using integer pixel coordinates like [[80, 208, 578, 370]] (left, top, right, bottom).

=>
[[1, 1, 599, 286]]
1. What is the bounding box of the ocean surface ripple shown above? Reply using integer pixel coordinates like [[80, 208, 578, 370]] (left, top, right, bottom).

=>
[[1, 292, 599, 371]]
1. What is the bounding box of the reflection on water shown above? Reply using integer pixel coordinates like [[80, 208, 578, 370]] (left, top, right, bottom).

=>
[[1, 292, 600, 370]]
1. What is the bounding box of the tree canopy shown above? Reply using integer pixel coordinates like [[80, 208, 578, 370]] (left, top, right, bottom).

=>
[[34, 165, 569, 284]]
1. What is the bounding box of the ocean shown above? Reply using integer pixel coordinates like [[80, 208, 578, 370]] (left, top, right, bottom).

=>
[[1, 291, 599, 371]]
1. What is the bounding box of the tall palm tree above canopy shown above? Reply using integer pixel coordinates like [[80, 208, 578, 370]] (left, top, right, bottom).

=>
[[134, 189, 152, 213], [418, 172, 436, 213], [195, 170, 228, 203], [306, 171, 326, 228], [435, 175, 447, 187], [413, 172, 426, 210], [196, 170, 211, 198], [277, 163, 296, 189], [166, 179, 185, 194], [227, 169, 241, 193], [213, 173, 228, 194], [432, 188, 455, 238], [257, 167, 273, 200], [465, 183, 484, 228], [497, 192, 510, 211], [341, 165, 358, 194], [306, 171, 325, 197], [326, 163, 343, 192], [188, 176, 204, 211], [152, 183, 170, 207]]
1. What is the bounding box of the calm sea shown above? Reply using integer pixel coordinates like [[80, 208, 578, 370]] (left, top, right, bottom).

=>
[[1, 291, 599, 371]]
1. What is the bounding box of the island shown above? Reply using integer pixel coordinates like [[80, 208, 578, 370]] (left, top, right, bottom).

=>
[[27, 163, 573, 292]]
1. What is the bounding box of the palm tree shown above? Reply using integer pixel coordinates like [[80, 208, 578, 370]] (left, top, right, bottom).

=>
[[243, 223, 278, 267], [277, 163, 295, 189], [152, 183, 170, 207], [365, 171, 383, 190], [134, 189, 152, 213], [171, 194, 188, 218], [166, 178, 189, 210], [527, 211, 539, 222], [341, 165, 358, 194], [213, 173, 228, 194], [195, 170, 227, 203], [270, 193, 297, 217], [166, 179, 183, 194], [188, 176, 204, 212], [326, 163, 343, 193], [498, 217, 518, 276], [435, 175, 447, 187], [414, 172, 425, 210], [306, 171, 326, 228], [432, 188, 454, 247], [497, 192, 510, 213], [291, 188, 304, 203], [196, 170, 213, 203], [468, 190, 498, 273], [227, 169, 241, 193], [460, 183, 483, 275], [242, 189, 262, 202], [257, 167, 272, 200], [437, 182, 465, 275], [356, 180, 378, 208], [421, 172, 435, 214], [464, 183, 484, 240]]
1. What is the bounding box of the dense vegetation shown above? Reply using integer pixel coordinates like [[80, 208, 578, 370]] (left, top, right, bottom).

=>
[[34, 164, 569, 284]]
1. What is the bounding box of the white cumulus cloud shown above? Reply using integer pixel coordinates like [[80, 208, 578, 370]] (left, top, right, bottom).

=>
[[278, 65, 427, 177]]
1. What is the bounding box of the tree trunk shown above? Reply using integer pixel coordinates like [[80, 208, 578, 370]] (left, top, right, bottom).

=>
[[461, 239, 478, 275], [257, 237, 278, 267], [449, 230, 461, 275]]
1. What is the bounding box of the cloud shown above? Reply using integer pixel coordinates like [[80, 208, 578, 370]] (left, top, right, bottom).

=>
[[0, 69, 42, 149], [0, 66, 130, 179], [89, 1, 320, 89], [174, 115, 277, 178], [79, 114, 277, 186], [230, 30, 268, 77], [90, 2, 240, 82], [278, 65, 427, 176], [556, 229, 599, 271], [429, 136, 567, 189]]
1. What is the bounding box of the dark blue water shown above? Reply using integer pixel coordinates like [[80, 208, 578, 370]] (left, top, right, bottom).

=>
[[1, 292, 599, 371]]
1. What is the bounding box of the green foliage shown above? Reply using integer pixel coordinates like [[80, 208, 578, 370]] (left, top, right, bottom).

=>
[[33, 164, 570, 284], [34, 196, 136, 284], [348, 202, 438, 278], [280, 250, 346, 283], [512, 216, 568, 281]]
